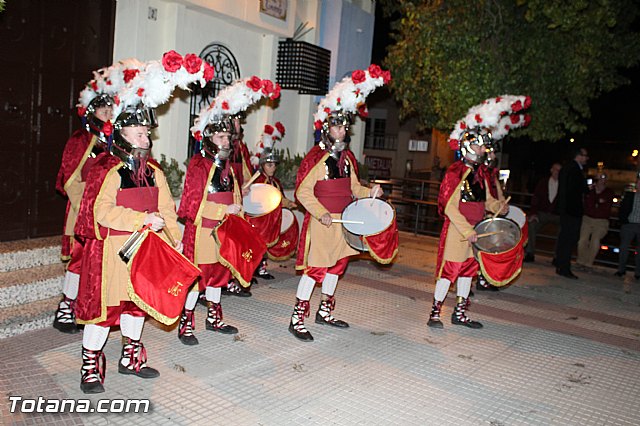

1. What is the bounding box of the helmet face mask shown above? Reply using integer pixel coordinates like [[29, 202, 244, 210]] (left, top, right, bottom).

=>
[[111, 122, 152, 173], [202, 129, 232, 162], [85, 94, 115, 136], [460, 129, 492, 164], [320, 110, 352, 153]]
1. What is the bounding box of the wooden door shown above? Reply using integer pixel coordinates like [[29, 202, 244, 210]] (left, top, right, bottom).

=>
[[0, 0, 115, 241]]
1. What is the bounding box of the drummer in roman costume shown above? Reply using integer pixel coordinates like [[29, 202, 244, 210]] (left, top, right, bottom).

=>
[[177, 77, 280, 345], [289, 65, 390, 342], [248, 122, 298, 280], [429, 95, 531, 329], [53, 63, 128, 333], [73, 51, 212, 393]]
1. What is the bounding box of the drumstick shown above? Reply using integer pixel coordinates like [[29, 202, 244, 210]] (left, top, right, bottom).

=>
[[492, 196, 511, 219], [459, 231, 503, 242], [242, 171, 262, 190], [370, 191, 378, 207], [162, 227, 176, 247], [332, 219, 365, 225], [154, 212, 176, 246]]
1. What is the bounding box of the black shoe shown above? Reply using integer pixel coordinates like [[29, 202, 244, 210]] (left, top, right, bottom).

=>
[[288, 322, 314, 341], [556, 269, 578, 279], [523, 253, 535, 263], [80, 381, 105, 394], [477, 284, 499, 292], [427, 318, 444, 328], [257, 272, 275, 280], [614, 271, 625, 277], [451, 314, 483, 329], [53, 319, 80, 334], [635, 275, 640, 280], [315, 312, 349, 328], [205, 321, 238, 334], [118, 363, 160, 379], [178, 333, 199, 346], [222, 282, 252, 297]]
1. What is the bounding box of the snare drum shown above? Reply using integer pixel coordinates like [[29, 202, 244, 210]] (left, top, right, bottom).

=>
[[267, 208, 300, 260], [243, 183, 282, 216], [472, 217, 521, 254], [341, 198, 399, 263], [472, 217, 525, 287]]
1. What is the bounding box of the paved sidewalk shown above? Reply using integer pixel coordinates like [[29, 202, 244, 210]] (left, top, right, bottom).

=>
[[2, 232, 640, 425]]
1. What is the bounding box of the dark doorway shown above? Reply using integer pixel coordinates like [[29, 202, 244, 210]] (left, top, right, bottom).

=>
[[0, 0, 116, 241]]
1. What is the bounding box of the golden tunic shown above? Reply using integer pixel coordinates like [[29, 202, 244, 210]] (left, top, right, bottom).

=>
[[95, 164, 181, 306], [296, 157, 371, 268]]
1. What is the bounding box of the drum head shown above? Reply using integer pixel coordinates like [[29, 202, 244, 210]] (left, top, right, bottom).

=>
[[505, 205, 526, 228], [280, 208, 294, 233], [473, 217, 521, 254], [342, 198, 394, 236], [243, 184, 282, 216]]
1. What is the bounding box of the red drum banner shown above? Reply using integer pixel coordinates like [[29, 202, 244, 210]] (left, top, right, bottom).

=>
[[214, 215, 267, 287], [127, 231, 201, 325]]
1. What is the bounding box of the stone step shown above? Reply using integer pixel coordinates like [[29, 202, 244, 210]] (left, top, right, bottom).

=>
[[0, 263, 65, 309], [0, 295, 60, 339], [0, 236, 62, 273]]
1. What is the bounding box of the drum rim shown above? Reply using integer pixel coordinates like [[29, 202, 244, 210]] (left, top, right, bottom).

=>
[[472, 216, 522, 253], [341, 197, 396, 236]]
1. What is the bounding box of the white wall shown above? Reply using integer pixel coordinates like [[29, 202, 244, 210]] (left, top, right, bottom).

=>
[[113, 0, 372, 169], [114, 0, 323, 166]]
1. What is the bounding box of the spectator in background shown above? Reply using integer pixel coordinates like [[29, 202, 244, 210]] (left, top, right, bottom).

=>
[[576, 174, 614, 268], [524, 163, 562, 262], [615, 173, 640, 279], [555, 147, 590, 279]]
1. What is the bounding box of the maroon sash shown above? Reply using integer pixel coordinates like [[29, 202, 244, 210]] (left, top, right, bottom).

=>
[[459, 201, 485, 226], [201, 192, 234, 228], [100, 187, 159, 237], [314, 178, 352, 213]]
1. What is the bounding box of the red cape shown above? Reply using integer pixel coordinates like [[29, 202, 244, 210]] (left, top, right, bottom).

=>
[[56, 129, 93, 257], [177, 155, 213, 262], [294, 146, 358, 269], [231, 139, 254, 186], [74, 155, 162, 323], [435, 161, 471, 279], [74, 155, 121, 323]]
